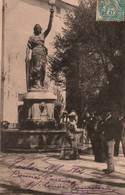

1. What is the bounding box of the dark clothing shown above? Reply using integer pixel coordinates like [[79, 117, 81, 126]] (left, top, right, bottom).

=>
[[87, 117, 94, 138], [93, 132, 106, 162], [87, 117, 96, 155], [114, 119, 125, 156], [120, 121, 125, 155], [103, 117, 117, 141], [93, 120, 106, 162], [121, 137, 125, 155], [114, 120, 122, 156], [87, 117, 106, 162], [114, 138, 120, 156]]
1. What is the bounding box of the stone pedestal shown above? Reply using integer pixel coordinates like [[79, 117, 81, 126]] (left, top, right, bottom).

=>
[[1, 86, 84, 152], [1, 129, 84, 152], [18, 88, 57, 149], [19, 89, 57, 130]]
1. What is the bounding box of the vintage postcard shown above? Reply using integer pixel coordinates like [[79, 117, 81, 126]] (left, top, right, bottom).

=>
[[0, 0, 125, 195]]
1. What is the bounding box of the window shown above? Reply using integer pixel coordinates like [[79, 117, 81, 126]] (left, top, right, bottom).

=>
[[56, 6, 61, 14]]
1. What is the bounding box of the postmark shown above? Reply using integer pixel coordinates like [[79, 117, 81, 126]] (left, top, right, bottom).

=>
[[96, 0, 124, 21]]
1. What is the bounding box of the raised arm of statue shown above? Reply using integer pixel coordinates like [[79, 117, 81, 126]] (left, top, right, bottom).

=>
[[44, 8, 54, 38]]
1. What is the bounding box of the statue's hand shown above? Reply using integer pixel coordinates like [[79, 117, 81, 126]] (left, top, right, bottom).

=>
[[50, 8, 54, 15], [25, 57, 29, 63]]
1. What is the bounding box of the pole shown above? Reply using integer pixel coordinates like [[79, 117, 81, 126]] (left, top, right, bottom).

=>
[[0, 0, 5, 151]]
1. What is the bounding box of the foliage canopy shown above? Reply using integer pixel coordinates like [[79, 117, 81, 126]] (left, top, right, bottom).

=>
[[49, 0, 124, 123]]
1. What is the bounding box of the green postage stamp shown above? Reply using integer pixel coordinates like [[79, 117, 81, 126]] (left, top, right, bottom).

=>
[[96, 0, 124, 21]]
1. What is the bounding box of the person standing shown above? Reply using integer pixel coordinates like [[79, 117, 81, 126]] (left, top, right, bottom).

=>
[[86, 113, 95, 155], [114, 114, 124, 156], [82, 112, 91, 144], [92, 114, 106, 162], [102, 111, 118, 174], [60, 112, 79, 160]]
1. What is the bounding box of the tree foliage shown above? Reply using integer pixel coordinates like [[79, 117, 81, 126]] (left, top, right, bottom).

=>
[[49, 0, 125, 124]]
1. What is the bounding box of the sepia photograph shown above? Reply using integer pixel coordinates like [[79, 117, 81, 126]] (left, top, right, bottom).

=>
[[0, 0, 125, 194]]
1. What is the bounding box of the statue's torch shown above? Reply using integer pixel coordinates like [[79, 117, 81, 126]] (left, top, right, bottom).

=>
[[49, 0, 56, 8]]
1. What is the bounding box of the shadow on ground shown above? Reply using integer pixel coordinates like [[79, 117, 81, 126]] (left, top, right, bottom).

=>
[[0, 183, 61, 195]]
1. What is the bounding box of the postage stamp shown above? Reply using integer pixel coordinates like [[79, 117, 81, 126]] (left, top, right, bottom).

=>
[[96, 0, 124, 21]]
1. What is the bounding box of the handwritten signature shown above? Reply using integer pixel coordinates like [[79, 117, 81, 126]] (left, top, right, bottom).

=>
[[8, 157, 85, 174], [8, 157, 119, 194], [8, 157, 80, 190], [64, 186, 120, 195]]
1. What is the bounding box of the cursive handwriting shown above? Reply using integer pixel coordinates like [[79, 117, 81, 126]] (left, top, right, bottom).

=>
[[24, 180, 42, 189], [10, 170, 52, 180], [10, 169, 77, 189], [8, 157, 85, 175], [43, 181, 65, 189], [8, 157, 118, 194], [45, 164, 64, 173], [65, 167, 85, 175], [64, 186, 120, 195], [45, 164, 85, 175], [8, 157, 40, 172]]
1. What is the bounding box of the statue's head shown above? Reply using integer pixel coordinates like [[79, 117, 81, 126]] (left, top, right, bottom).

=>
[[34, 24, 42, 35]]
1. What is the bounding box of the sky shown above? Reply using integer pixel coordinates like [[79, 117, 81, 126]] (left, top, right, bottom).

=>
[[61, 0, 80, 6]]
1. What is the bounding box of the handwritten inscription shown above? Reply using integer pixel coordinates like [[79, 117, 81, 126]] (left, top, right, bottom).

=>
[[45, 164, 85, 175], [8, 157, 40, 171], [8, 157, 118, 194], [64, 186, 119, 195], [10, 169, 77, 188], [9, 157, 81, 190], [8, 157, 85, 174]]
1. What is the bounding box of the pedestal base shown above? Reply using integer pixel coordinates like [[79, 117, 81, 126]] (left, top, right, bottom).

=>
[[1, 129, 84, 152]]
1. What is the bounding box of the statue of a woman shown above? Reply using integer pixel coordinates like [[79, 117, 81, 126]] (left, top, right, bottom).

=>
[[25, 8, 54, 90]]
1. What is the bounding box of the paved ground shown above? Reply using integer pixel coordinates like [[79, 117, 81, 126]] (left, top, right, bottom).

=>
[[0, 146, 125, 195]]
